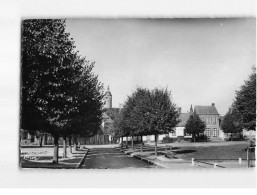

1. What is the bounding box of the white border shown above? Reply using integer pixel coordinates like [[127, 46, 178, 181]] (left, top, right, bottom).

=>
[[0, 0, 256, 189]]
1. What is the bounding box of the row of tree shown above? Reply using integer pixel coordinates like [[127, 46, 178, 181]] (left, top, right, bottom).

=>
[[221, 66, 256, 138], [113, 87, 181, 155], [21, 19, 104, 163]]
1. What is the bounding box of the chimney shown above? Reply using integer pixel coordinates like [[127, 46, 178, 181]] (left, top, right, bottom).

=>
[[178, 107, 181, 114], [212, 103, 215, 106], [190, 105, 193, 113]]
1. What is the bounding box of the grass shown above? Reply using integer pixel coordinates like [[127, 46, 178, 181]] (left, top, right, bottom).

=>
[[174, 143, 254, 160]]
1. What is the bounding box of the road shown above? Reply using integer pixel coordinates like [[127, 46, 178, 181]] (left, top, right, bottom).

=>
[[81, 146, 157, 169]]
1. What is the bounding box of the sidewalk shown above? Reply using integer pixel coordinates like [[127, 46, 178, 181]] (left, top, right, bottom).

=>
[[116, 143, 252, 169], [116, 145, 199, 169], [20, 147, 88, 169]]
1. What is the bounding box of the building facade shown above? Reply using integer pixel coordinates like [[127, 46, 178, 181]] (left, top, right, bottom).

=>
[[194, 103, 220, 140]]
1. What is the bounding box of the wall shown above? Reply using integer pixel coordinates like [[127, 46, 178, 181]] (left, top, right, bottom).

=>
[[199, 114, 220, 139]]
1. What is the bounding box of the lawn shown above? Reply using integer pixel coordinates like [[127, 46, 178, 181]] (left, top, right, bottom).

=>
[[173, 143, 254, 160]]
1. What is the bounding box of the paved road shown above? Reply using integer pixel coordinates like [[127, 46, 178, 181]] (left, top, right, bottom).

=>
[[81, 147, 156, 169]]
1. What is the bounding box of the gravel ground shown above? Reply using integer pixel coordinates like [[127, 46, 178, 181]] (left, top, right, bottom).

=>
[[20, 146, 86, 168]]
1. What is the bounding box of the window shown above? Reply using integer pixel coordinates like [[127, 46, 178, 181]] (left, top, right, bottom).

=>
[[212, 128, 217, 137], [205, 128, 211, 137]]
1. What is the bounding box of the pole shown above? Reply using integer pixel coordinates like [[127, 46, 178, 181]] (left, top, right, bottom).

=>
[[247, 148, 249, 168]]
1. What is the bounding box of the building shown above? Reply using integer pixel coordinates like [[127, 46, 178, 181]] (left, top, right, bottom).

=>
[[194, 103, 220, 140], [103, 86, 112, 109], [171, 108, 192, 140]]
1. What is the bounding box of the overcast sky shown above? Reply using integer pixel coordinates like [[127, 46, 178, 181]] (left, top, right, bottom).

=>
[[66, 18, 255, 115]]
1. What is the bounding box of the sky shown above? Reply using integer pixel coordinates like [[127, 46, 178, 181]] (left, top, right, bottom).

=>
[[65, 18, 255, 116]]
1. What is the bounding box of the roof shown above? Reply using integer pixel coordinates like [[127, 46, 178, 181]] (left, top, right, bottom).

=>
[[194, 105, 219, 115], [102, 112, 114, 123], [176, 113, 190, 127], [101, 112, 114, 135]]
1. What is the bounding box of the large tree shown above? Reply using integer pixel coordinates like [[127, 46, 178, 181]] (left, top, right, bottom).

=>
[[221, 109, 243, 141], [21, 19, 103, 163], [112, 109, 127, 147], [184, 112, 206, 142], [121, 88, 180, 155], [233, 66, 256, 130], [21, 19, 78, 162]]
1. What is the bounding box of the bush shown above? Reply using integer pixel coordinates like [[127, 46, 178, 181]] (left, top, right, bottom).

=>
[[163, 136, 177, 143], [193, 134, 208, 142]]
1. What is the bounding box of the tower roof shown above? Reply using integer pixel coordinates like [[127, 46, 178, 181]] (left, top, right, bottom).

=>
[[105, 85, 112, 96]]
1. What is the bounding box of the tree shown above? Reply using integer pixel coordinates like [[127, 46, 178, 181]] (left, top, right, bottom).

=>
[[104, 108, 121, 142], [184, 112, 206, 142], [122, 88, 180, 155], [221, 109, 243, 141], [21, 19, 103, 163], [65, 59, 104, 152], [112, 109, 126, 147], [21, 19, 79, 162], [233, 66, 256, 130]]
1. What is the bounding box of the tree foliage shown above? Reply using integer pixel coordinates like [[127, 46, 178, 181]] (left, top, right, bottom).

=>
[[120, 87, 180, 137], [233, 66, 256, 130], [221, 109, 243, 135], [118, 87, 180, 154], [21, 19, 78, 137], [184, 112, 206, 142], [21, 19, 104, 145]]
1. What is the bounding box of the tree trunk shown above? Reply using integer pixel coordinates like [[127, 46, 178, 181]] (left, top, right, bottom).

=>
[[53, 136, 59, 163], [63, 136, 67, 158], [131, 135, 134, 150], [78, 137, 81, 149], [74, 137, 77, 152], [39, 135, 43, 147], [155, 134, 158, 156], [193, 134, 196, 142], [126, 137, 128, 148], [69, 136, 72, 154], [141, 136, 143, 152], [44, 134, 47, 145], [120, 137, 123, 148]]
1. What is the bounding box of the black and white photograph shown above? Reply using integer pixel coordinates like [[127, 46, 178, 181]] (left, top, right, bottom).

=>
[[20, 17, 256, 169], [0, 0, 256, 190]]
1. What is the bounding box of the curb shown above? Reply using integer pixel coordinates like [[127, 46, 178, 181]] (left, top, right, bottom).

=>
[[115, 147, 168, 168], [76, 149, 89, 169]]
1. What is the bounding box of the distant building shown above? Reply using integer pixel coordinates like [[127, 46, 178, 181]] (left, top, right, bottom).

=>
[[172, 108, 192, 139], [83, 86, 118, 144], [103, 86, 112, 109], [194, 103, 220, 140]]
